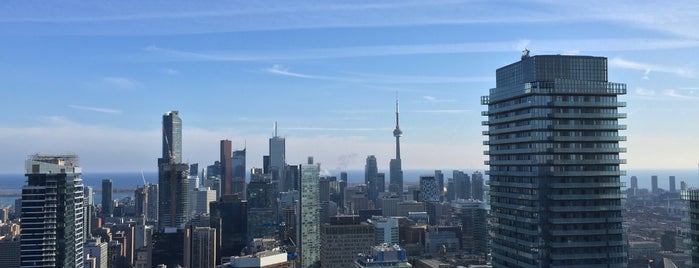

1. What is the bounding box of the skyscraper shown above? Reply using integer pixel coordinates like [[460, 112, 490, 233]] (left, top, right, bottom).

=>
[[146, 183, 159, 222], [270, 122, 286, 192], [630, 176, 638, 189], [221, 140, 233, 195], [652, 175, 659, 194], [21, 154, 85, 268], [389, 98, 404, 196], [320, 215, 375, 268], [232, 147, 246, 198], [435, 170, 444, 201], [452, 170, 470, 200], [365, 155, 379, 204], [300, 158, 321, 268], [669, 176, 676, 193], [162, 110, 182, 163], [101, 179, 113, 217], [682, 189, 699, 266], [471, 171, 484, 201], [158, 111, 189, 229], [483, 54, 627, 267], [209, 194, 247, 263], [419, 175, 439, 202]]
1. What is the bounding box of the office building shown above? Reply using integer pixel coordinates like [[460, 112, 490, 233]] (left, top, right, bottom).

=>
[[184, 226, 217, 268], [162, 110, 183, 163], [158, 162, 189, 229], [681, 190, 699, 267], [247, 172, 277, 240], [365, 155, 380, 205], [434, 170, 444, 201], [134, 186, 147, 218], [354, 244, 411, 268], [389, 99, 404, 196], [269, 122, 286, 192], [483, 54, 627, 267], [652, 175, 659, 194], [158, 111, 189, 229], [451, 199, 488, 255], [221, 139, 233, 195], [425, 226, 461, 254], [146, 183, 159, 222], [21, 154, 85, 268], [102, 179, 113, 217], [670, 176, 676, 193], [630, 176, 638, 189], [300, 158, 321, 268], [210, 194, 248, 263], [223, 248, 288, 268], [0, 236, 20, 268], [368, 216, 400, 245], [190, 187, 217, 216], [151, 228, 186, 268], [419, 175, 439, 202], [320, 215, 375, 268], [471, 171, 484, 201], [232, 147, 247, 198], [84, 237, 108, 268], [453, 170, 471, 200]]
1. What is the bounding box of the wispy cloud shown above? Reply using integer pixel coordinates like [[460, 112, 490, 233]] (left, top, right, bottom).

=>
[[635, 87, 656, 97], [285, 127, 391, 132], [4, 1, 698, 39], [609, 57, 695, 79], [412, 109, 472, 114], [664, 89, 699, 100], [264, 65, 339, 80], [161, 68, 179, 75], [264, 65, 489, 85], [422, 96, 457, 103], [103, 76, 138, 88], [146, 38, 699, 63], [68, 105, 122, 115]]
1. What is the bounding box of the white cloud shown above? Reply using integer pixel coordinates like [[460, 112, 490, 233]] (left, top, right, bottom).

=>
[[664, 89, 699, 100], [68, 105, 122, 114], [161, 68, 179, 75], [422, 95, 457, 103], [635, 87, 656, 97], [412, 109, 472, 114], [263, 65, 489, 85], [609, 57, 695, 79], [103, 76, 138, 88], [264, 65, 335, 80]]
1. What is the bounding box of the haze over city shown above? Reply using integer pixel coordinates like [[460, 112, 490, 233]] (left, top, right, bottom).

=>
[[1, 1, 698, 173]]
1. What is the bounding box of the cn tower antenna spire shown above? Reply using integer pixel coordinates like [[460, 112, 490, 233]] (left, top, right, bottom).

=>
[[393, 93, 402, 159]]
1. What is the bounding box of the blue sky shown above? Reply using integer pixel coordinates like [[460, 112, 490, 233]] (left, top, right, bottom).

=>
[[1, 0, 698, 173]]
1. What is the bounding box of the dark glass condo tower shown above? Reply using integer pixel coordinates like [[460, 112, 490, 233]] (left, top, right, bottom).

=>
[[483, 55, 627, 267]]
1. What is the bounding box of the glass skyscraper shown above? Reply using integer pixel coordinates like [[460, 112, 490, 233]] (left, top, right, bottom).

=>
[[300, 158, 321, 268], [483, 54, 627, 267], [158, 111, 188, 229]]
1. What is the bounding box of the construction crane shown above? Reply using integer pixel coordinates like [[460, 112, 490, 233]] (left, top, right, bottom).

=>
[[141, 170, 147, 186]]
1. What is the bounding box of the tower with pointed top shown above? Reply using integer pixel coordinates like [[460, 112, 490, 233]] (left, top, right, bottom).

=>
[[389, 98, 404, 196], [269, 121, 287, 192]]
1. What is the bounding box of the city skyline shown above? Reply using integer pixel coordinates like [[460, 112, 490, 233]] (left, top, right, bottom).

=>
[[1, 1, 699, 173]]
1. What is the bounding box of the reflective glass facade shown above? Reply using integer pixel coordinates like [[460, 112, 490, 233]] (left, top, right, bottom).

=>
[[483, 55, 627, 267]]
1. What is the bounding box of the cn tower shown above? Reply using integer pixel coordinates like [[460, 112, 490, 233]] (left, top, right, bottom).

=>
[[389, 97, 404, 196]]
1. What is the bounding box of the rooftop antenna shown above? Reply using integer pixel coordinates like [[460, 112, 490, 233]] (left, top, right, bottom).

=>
[[274, 121, 278, 137], [521, 48, 530, 60]]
